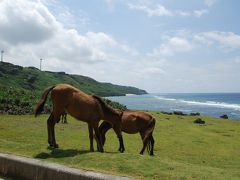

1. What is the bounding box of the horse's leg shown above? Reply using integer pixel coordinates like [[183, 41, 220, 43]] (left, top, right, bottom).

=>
[[47, 113, 53, 146], [88, 123, 94, 152], [47, 113, 59, 148], [112, 126, 125, 153], [51, 119, 58, 148], [150, 135, 155, 156], [93, 122, 104, 152], [64, 114, 67, 124], [139, 131, 150, 155]]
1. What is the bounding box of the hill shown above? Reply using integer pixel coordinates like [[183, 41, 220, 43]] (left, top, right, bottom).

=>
[[0, 62, 147, 96], [0, 62, 147, 114]]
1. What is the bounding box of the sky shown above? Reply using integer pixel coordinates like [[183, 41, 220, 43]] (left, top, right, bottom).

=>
[[0, 0, 240, 93]]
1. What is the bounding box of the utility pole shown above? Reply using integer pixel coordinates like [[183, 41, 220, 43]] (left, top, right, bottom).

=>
[[40, 58, 43, 71], [1, 50, 4, 62]]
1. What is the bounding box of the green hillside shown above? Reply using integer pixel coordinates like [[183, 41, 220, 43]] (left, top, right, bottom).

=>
[[0, 62, 146, 114], [0, 62, 147, 96]]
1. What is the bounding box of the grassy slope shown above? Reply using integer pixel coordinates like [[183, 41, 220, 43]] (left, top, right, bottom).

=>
[[0, 61, 141, 114], [0, 62, 147, 96], [0, 113, 239, 179]]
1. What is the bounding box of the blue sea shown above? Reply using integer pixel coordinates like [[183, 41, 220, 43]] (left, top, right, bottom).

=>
[[107, 93, 240, 120]]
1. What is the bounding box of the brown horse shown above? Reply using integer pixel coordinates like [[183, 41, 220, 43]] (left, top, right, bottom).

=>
[[99, 110, 155, 155], [34, 84, 124, 152]]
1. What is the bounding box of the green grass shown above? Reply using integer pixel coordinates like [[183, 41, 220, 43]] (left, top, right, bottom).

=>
[[0, 113, 240, 179]]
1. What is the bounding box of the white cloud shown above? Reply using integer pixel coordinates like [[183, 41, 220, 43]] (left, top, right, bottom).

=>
[[152, 37, 193, 56], [176, 10, 191, 17], [0, 0, 136, 70], [44, 0, 90, 28], [195, 31, 240, 49], [0, 0, 59, 44], [127, 2, 208, 18], [193, 9, 208, 17], [0, 0, 238, 93], [0, 0, 164, 90], [204, 0, 217, 7], [128, 3, 173, 17]]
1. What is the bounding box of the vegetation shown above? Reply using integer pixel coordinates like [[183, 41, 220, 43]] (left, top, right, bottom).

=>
[[0, 86, 127, 114], [0, 61, 144, 114], [0, 62, 147, 96], [0, 112, 239, 179]]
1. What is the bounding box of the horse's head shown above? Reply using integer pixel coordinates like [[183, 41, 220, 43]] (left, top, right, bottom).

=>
[[100, 104, 123, 123], [110, 108, 123, 123], [92, 95, 123, 123]]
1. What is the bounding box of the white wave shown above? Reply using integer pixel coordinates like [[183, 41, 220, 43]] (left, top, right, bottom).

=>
[[125, 93, 136, 96], [153, 95, 240, 111], [153, 96, 177, 101], [179, 100, 240, 111]]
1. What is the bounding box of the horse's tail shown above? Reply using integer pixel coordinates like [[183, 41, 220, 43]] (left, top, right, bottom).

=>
[[147, 117, 156, 155], [34, 85, 55, 117]]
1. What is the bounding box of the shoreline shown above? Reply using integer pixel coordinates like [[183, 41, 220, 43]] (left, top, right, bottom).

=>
[[107, 93, 240, 120]]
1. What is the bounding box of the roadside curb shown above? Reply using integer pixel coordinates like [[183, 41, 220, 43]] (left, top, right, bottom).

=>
[[0, 153, 132, 180]]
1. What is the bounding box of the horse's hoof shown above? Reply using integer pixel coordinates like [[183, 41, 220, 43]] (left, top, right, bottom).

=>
[[118, 148, 125, 153], [47, 145, 54, 150], [97, 146, 100, 152], [98, 148, 104, 153], [53, 144, 59, 148]]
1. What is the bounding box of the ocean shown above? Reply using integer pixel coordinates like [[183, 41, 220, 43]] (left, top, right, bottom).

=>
[[107, 93, 240, 120]]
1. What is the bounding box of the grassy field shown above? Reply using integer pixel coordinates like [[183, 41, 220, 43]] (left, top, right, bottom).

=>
[[0, 112, 240, 179]]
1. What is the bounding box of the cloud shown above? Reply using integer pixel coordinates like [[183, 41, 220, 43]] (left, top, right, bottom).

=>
[[0, 0, 163, 89], [152, 37, 193, 56], [195, 31, 240, 49], [204, 0, 217, 7], [127, 2, 208, 18], [193, 9, 208, 17], [128, 3, 173, 17], [0, 0, 136, 70], [44, 0, 90, 28], [0, 0, 238, 93], [0, 0, 59, 45]]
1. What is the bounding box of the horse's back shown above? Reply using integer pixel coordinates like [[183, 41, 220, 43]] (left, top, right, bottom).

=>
[[123, 110, 153, 122], [122, 110, 153, 133], [51, 84, 101, 121]]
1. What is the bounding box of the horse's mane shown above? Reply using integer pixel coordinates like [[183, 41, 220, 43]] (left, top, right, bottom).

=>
[[92, 95, 120, 115]]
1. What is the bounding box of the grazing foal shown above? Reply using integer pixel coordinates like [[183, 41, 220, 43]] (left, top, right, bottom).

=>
[[99, 110, 155, 155], [35, 84, 124, 152]]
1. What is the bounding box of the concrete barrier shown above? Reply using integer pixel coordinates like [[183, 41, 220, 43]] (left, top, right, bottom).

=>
[[0, 153, 132, 180]]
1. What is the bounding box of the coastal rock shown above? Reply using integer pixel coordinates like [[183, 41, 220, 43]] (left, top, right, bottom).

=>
[[161, 111, 173, 115], [220, 114, 228, 119], [173, 111, 187, 116], [193, 118, 205, 124], [190, 112, 200, 116]]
